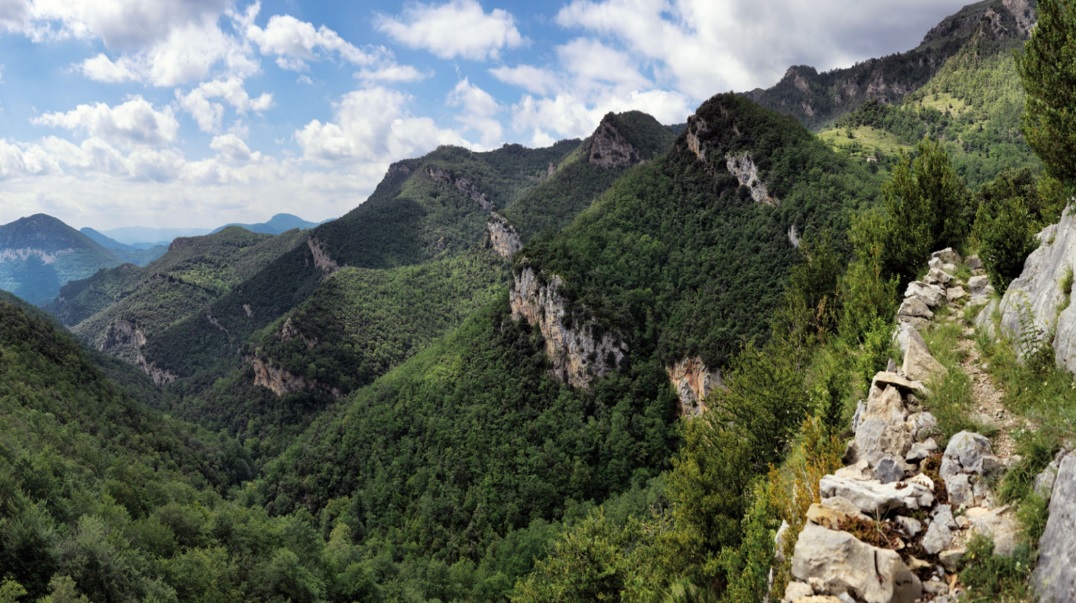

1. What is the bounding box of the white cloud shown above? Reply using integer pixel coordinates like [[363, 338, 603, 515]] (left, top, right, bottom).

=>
[[0, 0, 29, 31], [295, 86, 467, 164], [176, 78, 272, 133], [557, 38, 648, 92], [247, 13, 380, 71], [27, 0, 230, 50], [447, 79, 502, 148], [555, 0, 971, 95], [210, 133, 255, 162], [490, 65, 558, 96], [32, 97, 179, 147], [78, 53, 138, 83], [356, 64, 428, 84], [377, 0, 522, 60]]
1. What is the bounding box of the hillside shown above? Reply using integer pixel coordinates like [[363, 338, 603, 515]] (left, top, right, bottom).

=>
[[0, 214, 129, 305], [46, 227, 306, 384], [748, 0, 1034, 130], [254, 92, 881, 598], [212, 213, 323, 235]]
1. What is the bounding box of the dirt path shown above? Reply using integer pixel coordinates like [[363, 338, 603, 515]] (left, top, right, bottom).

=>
[[943, 296, 1024, 463]]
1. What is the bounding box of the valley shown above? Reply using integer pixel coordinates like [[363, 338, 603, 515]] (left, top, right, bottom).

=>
[[1, 0, 1075, 601]]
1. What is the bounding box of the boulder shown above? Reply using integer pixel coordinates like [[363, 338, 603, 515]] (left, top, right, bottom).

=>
[[819, 474, 934, 516], [902, 338, 948, 384], [854, 386, 912, 464], [1033, 453, 1076, 602], [946, 286, 967, 302], [1034, 458, 1061, 499], [821, 496, 871, 521], [870, 373, 930, 399], [791, 523, 922, 603], [905, 282, 946, 308], [939, 547, 965, 572], [897, 297, 934, 320], [932, 248, 962, 265], [966, 255, 983, 271], [784, 581, 814, 602], [922, 505, 957, 555], [873, 456, 907, 484], [965, 506, 1019, 556], [894, 323, 928, 356], [908, 414, 939, 442], [924, 268, 953, 287], [940, 431, 1000, 507], [895, 516, 922, 538]]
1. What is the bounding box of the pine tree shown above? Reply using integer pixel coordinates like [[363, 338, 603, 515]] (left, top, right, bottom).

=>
[[1017, 0, 1076, 185]]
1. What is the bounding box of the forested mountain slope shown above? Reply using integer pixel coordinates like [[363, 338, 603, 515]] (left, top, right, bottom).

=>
[[257, 92, 881, 599], [0, 214, 126, 305]]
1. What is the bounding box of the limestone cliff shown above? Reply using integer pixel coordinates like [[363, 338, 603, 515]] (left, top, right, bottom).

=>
[[665, 357, 723, 416], [486, 212, 522, 259], [726, 152, 778, 206], [306, 237, 340, 275], [978, 205, 1076, 374], [586, 118, 643, 169], [101, 318, 176, 386], [510, 266, 626, 388], [426, 166, 495, 211], [248, 355, 341, 399]]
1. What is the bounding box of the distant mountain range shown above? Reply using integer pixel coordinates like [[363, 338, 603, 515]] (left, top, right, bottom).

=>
[[0, 213, 325, 306], [100, 213, 324, 246]]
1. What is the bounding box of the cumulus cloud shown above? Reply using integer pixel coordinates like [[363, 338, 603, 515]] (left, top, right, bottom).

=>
[[247, 13, 381, 70], [32, 97, 179, 147], [295, 86, 467, 164], [176, 78, 272, 133], [556, 0, 971, 94], [356, 64, 428, 84], [489, 65, 558, 96], [27, 0, 230, 49], [447, 79, 502, 148], [377, 0, 522, 60], [0, 0, 28, 31]]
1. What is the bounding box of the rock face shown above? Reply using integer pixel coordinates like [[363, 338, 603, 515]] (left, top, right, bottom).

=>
[[940, 431, 1000, 508], [684, 116, 709, 162], [102, 319, 176, 386], [425, 166, 495, 211], [510, 266, 627, 388], [982, 206, 1076, 370], [725, 152, 778, 206], [665, 357, 723, 416], [307, 237, 339, 275], [790, 523, 922, 603], [249, 355, 341, 399], [587, 118, 642, 168], [1034, 453, 1076, 602], [486, 213, 522, 259]]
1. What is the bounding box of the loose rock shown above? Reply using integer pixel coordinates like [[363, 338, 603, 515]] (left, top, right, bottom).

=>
[[820, 474, 934, 516], [791, 523, 922, 603], [902, 338, 948, 384]]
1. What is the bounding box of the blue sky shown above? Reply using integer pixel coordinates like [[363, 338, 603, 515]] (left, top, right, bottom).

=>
[[0, 0, 971, 230]]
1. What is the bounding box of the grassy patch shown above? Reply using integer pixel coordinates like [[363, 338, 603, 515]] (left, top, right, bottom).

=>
[[921, 321, 981, 439], [818, 125, 909, 159], [960, 534, 1033, 603]]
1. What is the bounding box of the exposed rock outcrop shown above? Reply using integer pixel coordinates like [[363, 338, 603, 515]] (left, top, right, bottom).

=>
[[665, 357, 723, 416], [979, 206, 1076, 373], [790, 523, 922, 603], [1033, 452, 1076, 602], [307, 237, 339, 275], [725, 152, 778, 206], [426, 166, 495, 211], [587, 118, 642, 169], [0, 247, 72, 264], [102, 318, 176, 386], [248, 355, 341, 399], [685, 116, 709, 162], [486, 212, 522, 259], [510, 266, 627, 388]]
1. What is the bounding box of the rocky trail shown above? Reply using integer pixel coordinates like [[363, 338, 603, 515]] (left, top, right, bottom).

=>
[[782, 249, 1028, 603]]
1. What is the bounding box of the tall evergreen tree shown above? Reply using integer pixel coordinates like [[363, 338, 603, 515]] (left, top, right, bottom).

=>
[[1017, 0, 1076, 185]]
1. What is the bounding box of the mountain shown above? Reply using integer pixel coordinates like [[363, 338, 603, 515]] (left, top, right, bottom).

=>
[[46, 226, 307, 386], [212, 213, 323, 235], [0, 214, 129, 305], [747, 0, 1035, 130], [99, 225, 213, 246], [120, 112, 678, 455], [80, 226, 168, 265]]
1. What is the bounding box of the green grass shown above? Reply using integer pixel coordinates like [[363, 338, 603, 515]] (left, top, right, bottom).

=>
[[920, 321, 982, 440], [817, 125, 909, 159]]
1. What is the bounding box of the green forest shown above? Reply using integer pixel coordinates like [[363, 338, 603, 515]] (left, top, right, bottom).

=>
[[2, 0, 1075, 600]]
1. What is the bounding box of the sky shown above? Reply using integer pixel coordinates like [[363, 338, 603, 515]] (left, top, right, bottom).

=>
[[0, 0, 973, 231]]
